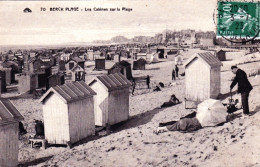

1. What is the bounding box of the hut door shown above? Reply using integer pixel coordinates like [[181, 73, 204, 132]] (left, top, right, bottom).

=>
[[38, 74, 46, 88], [120, 68, 124, 76], [75, 72, 80, 81]]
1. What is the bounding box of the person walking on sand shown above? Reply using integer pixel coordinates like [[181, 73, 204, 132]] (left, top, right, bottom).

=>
[[175, 65, 179, 79], [132, 78, 136, 95], [172, 69, 176, 80], [146, 75, 150, 89], [230, 66, 253, 116]]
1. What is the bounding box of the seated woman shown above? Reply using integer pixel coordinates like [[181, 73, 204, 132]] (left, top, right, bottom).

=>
[[161, 94, 180, 108], [155, 111, 202, 134]]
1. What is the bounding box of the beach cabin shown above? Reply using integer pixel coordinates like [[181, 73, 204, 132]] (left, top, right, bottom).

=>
[[184, 52, 222, 102], [95, 59, 106, 70], [4, 61, 21, 83], [58, 60, 66, 72], [93, 51, 101, 60], [0, 99, 24, 167], [65, 57, 85, 74], [87, 50, 94, 60], [39, 81, 96, 145], [216, 49, 226, 61], [133, 58, 146, 70], [0, 71, 7, 93], [108, 60, 133, 80], [71, 64, 85, 81], [27, 57, 52, 88], [88, 73, 131, 126], [0, 68, 12, 86], [136, 53, 147, 60], [17, 73, 37, 93], [46, 73, 65, 90], [114, 54, 121, 63], [106, 51, 115, 60]]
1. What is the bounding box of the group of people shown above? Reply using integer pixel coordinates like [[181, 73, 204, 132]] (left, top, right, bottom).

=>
[[19, 120, 45, 138], [155, 66, 253, 134]]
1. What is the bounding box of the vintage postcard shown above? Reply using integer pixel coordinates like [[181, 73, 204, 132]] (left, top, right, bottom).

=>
[[0, 0, 260, 166]]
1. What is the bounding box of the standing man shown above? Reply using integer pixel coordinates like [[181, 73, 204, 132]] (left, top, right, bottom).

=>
[[230, 66, 253, 116], [146, 75, 150, 89], [172, 69, 176, 80], [175, 65, 179, 79]]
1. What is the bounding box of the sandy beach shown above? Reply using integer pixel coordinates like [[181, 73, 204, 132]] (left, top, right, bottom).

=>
[[10, 49, 260, 167]]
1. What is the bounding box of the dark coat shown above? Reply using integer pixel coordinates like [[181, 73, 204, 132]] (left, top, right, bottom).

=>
[[175, 65, 179, 72], [230, 69, 253, 93], [146, 76, 150, 84], [172, 69, 175, 76]]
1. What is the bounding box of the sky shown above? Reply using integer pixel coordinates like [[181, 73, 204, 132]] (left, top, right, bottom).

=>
[[0, 0, 217, 45]]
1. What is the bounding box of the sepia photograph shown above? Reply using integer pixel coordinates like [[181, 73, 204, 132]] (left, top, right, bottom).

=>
[[0, 0, 260, 166]]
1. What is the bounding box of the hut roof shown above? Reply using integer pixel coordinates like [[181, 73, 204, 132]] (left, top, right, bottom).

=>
[[135, 57, 146, 63], [184, 52, 222, 68], [0, 99, 24, 125], [88, 73, 131, 92], [94, 51, 101, 55], [40, 81, 96, 104], [71, 64, 85, 72], [111, 60, 131, 69], [67, 57, 85, 64], [48, 72, 64, 79], [216, 49, 226, 53]]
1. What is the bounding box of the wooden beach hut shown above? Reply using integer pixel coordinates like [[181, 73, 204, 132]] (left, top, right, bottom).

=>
[[46, 73, 65, 90], [58, 60, 66, 72], [0, 71, 7, 93], [88, 73, 131, 126], [95, 59, 106, 70], [17, 73, 37, 93], [0, 68, 12, 86], [133, 58, 146, 70], [65, 57, 85, 74], [39, 81, 96, 146], [184, 52, 222, 102], [71, 64, 85, 81], [114, 54, 121, 63], [0, 99, 24, 167], [216, 49, 226, 61], [87, 50, 94, 60], [108, 60, 133, 80]]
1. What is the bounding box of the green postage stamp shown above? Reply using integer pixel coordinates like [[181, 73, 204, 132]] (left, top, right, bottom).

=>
[[217, 1, 260, 41]]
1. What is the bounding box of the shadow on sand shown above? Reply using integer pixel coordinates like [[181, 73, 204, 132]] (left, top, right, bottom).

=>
[[250, 105, 260, 116], [112, 106, 167, 132], [18, 155, 54, 167], [146, 67, 160, 70], [70, 106, 168, 148]]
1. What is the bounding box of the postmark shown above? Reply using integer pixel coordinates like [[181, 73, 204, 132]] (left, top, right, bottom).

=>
[[216, 1, 260, 43]]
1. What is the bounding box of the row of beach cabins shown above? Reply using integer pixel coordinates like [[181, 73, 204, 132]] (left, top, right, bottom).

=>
[[0, 44, 256, 166], [0, 50, 226, 166], [0, 47, 185, 96], [0, 45, 246, 97], [0, 73, 132, 167]]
